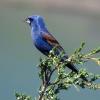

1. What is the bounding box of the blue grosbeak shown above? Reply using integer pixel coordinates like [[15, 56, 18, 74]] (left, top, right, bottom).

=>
[[25, 15, 88, 81]]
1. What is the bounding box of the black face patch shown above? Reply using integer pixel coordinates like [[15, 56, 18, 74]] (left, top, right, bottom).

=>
[[28, 18, 33, 22]]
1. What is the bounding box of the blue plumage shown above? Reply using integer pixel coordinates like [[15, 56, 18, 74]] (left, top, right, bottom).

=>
[[26, 15, 64, 56], [25, 15, 78, 72], [25, 15, 88, 82]]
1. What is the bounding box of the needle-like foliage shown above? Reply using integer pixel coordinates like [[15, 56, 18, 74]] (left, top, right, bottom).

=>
[[15, 42, 100, 100]]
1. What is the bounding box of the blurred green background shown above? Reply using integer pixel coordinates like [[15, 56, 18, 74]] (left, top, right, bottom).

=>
[[0, 0, 100, 100]]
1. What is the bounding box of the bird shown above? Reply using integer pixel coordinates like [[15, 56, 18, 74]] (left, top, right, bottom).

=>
[[25, 15, 88, 81]]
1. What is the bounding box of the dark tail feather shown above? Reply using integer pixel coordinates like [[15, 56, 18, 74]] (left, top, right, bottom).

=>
[[60, 55, 88, 81], [67, 63, 78, 73], [67, 63, 88, 82]]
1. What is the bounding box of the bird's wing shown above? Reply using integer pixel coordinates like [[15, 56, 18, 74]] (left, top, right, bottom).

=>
[[42, 33, 64, 52], [42, 32, 63, 49]]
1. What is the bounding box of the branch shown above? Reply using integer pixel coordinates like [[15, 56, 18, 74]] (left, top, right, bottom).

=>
[[15, 42, 100, 100]]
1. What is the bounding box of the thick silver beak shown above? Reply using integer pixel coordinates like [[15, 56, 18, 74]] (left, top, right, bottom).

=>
[[25, 18, 31, 24]]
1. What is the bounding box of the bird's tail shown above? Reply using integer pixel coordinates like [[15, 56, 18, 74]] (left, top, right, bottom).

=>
[[66, 63, 88, 82], [60, 53, 88, 81]]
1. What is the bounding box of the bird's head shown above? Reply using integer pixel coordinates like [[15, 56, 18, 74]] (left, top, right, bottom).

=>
[[25, 15, 47, 31]]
